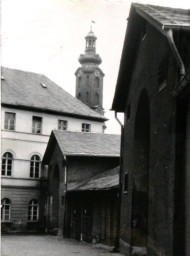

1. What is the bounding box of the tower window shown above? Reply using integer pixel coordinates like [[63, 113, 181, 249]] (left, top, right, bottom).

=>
[[95, 93, 99, 105], [95, 77, 99, 88], [78, 93, 82, 100], [58, 120, 68, 130], [2, 152, 13, 176], [78, 77, 82, 87], [28, 199, 39, 221], [32, 116, 42, 134], [86, 75, 90, 86], [86, 92, 89, 103], [82, 123, 91, 132], [4, 112, 16, 131], [30, 155, 41, 178], [1, 198, 11, 221]]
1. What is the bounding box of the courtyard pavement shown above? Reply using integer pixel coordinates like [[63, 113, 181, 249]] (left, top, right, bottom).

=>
[[1, 235, 124, 256]]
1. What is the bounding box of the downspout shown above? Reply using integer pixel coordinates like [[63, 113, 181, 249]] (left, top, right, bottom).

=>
[[114, 111, 124, 252], [163, 28, 186, 95], [63, 155, 68, 236]]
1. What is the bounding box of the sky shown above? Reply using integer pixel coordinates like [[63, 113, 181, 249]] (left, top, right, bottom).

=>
[[1, 0, 190, 134]]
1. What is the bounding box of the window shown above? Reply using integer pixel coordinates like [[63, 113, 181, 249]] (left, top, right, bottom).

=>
[[124, 173, 128, 193], [95, 93, 99, 105], [86, 75, 90, 86], [1, 152, 13, 176], [82, 123, 91, 132], [95, 77, 99, 88], [28, 199, 39, 221], [78, 77, 82, 87], [32, 116, 42, 134], [78, 93, 82, 100], [4, 112, 15, 130], [1, 198, 11, 221], [30, 155, 41, 178], [58, 120, 68, 131]]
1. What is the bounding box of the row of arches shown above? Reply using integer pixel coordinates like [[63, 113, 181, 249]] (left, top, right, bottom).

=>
[[1, 152, 41, 178], [1, 198, 39, 221]]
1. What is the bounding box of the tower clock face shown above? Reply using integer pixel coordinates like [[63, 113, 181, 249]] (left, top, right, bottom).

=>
[[95, 70, 100, 76]]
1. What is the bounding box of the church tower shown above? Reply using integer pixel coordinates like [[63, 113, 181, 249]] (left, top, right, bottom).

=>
[[75, 29, 104, 115]]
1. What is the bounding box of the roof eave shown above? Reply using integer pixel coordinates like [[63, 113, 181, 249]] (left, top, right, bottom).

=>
[[2, 103, 108, 122]]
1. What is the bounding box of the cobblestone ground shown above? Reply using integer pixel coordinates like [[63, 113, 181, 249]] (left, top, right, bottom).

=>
[[1, 235, 124, 256]]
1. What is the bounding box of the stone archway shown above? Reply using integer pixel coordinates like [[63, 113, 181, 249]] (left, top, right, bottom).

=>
[[131, 89, 150, 250]]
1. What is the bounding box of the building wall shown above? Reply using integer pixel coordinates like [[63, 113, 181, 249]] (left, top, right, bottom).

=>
[[1, 187, 45, 232], [2, 107, 104, 135], [1, 106, 105, 232], [119, 23, 178, 256]]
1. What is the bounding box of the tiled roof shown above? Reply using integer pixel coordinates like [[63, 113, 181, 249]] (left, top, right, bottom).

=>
[[1, 67, 106, 121], [68, 166, 120, 191], [134, 4, 190, 29], [53, 130, 120, 156]]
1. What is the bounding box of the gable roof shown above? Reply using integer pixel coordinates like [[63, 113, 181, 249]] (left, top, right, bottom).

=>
[[68, 166, 120, 191], [43, 130, 120, 163], [1, 67, 107, 121], [134, 4, 190, 30], [112, 4, 190, 112]]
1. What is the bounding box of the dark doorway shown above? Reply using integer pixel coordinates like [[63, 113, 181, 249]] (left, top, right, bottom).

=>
[[131, 89, 150, 247]]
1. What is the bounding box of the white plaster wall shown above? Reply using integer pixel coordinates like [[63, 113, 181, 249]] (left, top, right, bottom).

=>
[[1, 107, 104, 135]]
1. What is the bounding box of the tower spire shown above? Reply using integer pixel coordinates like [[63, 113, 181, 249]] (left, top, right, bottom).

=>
[[75, 28, 105, 115]]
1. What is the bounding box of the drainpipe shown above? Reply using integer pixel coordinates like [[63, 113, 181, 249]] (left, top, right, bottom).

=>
[[114, 111, 124, 252], [163, 28, 186, 96], [164, 28, 185, 78], [63, 155, 67, 236]]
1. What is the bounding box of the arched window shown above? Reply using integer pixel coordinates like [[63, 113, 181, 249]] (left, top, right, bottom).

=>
[[86, 92, 89, 103], [78, 77, 82, 87], [78, 93, 82, 100], [30, 155, 41, 178], [28, 199, 39, 221], [2, 152, 13, 176], [95, 93, 99, 105], [95, 77, 99, 88], [1, 198, 11, 221], [86, 75, 90, 86]]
